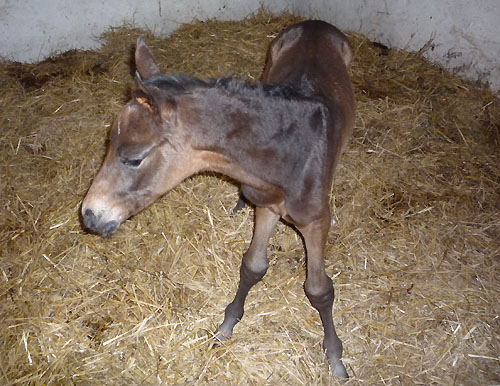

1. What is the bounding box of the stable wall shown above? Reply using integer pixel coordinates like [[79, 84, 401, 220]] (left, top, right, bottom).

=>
[[0, 0, 293, 62], [1, 0, 499, 92], [296, 0, 500, 92]]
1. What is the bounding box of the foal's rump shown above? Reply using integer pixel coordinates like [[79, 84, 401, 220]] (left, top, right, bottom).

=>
[[263, 20, 355, 148]]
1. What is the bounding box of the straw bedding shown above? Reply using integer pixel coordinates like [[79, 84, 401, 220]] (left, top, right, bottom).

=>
[[1, 12, 499, 385]]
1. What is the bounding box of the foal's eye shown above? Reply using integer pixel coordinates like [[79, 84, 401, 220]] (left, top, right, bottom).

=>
[[121, 158, 143, 167]]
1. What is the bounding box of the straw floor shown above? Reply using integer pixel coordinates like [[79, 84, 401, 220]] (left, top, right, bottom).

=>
[[1, 12, 499, 385]]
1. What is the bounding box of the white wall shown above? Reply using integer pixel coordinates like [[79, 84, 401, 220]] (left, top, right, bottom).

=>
[[1, 0, 499, 92], [296, 0, 500, 92], [0, 0, 293, 62]]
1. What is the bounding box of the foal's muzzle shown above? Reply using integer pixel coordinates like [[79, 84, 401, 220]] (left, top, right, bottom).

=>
[[82, 208, 119, 235]]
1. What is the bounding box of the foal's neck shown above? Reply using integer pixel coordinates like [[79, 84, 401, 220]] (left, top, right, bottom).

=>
[[181, 85, 321, 152], [177, 84, 326, 189]]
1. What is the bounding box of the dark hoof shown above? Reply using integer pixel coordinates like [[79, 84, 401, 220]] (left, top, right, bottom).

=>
[[331, 360, 349, 379], [232, 195, 247, 214], [212, 329, 231, 348]]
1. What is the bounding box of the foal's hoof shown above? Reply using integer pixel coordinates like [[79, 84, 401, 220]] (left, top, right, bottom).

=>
[[231, 195, 247, 214], [212, 329, 231, 347], [331, 360, 349, 379]]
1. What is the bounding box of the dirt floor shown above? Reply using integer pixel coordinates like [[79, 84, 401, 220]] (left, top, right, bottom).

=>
[[1, 12, 499, 385]]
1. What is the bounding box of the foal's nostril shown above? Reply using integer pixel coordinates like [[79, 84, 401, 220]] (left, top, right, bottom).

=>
[[102, 220, 119, 234], [83, 208, 96, 229]]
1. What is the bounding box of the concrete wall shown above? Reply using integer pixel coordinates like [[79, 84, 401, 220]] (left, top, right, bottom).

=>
[[1, 0, 499, 92], [296, 0, 500, 92], [0, 0, 293, 62]]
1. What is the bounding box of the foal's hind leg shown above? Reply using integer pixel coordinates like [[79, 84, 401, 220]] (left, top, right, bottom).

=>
[[216, 206, 280, 340], [298, 214, 348, 378], [232, 194, 247, 214]]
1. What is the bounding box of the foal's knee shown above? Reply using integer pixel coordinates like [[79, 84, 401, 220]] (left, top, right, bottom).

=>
[[241, 248, 269, 279], [240, 255, 268, 287], [304, 275, 334, 309]]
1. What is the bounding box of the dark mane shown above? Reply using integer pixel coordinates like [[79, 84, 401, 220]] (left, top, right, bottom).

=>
[[214, 76, 318, 100], [143, 73, 213, 93], [144, 73, 317, 101]]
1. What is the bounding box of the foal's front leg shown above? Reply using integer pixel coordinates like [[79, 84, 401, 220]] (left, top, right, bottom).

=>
[[216, 206, 280, 340], [298, 215, 348, 378]]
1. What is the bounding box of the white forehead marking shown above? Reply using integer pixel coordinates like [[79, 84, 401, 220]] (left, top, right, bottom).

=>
[[117, 119, 121, 135]]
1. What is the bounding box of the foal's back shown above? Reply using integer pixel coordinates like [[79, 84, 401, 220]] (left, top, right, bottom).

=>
[[262, 20, 355, 159]]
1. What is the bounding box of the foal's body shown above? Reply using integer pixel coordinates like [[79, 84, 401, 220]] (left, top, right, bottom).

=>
[[82, 21, 355, 378]]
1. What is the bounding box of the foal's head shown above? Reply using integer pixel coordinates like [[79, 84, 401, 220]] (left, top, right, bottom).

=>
[[82, 38, 200, 234]]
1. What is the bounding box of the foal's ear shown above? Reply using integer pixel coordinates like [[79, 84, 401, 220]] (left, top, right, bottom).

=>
[[135, 36, 161, 79], [133, 73, 159, 115], [133, 74, 177, 122]]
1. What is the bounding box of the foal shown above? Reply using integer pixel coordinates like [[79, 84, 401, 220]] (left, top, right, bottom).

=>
[[82, 21, 354, 378]]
